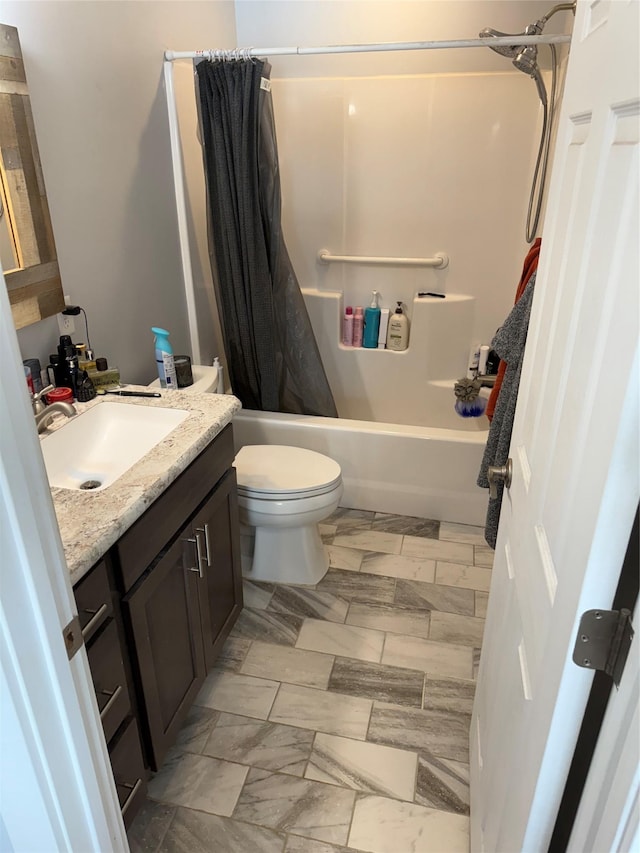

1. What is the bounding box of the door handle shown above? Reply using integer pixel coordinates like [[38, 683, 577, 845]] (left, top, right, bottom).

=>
[[80, 603, 109, 639], [196, 524, 212, 568], [487, 458, 512, 499], [98, 684, 124, 720], [183, 534, 205, 578]]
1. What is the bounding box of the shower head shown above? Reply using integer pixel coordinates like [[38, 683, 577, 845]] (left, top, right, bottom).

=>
[[479, 21, 547, 105], [512, 45, 548, 106], [478, 27, 522, 59]]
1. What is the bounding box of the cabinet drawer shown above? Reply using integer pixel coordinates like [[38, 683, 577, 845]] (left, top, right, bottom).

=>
[[109, 716, 147, 829], [86, 620, 131, 743], [74, 559, 113, 643]]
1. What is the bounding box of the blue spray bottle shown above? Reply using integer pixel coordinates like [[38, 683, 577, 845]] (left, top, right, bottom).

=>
[[363, 291, 381, 348], [152, 327, 177, 389]]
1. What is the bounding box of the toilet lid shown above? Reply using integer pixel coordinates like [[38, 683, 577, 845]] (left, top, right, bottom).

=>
[[235, 445, 342, 498]]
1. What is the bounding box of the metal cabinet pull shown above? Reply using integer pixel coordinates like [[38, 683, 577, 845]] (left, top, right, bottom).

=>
[[120, 778, 143, 817], [196, 524, 212, 568], [183, 535, 205, 578], [487, 458, 513, 499], [81, 603, 109, 639], [98, 685, 123, 720]]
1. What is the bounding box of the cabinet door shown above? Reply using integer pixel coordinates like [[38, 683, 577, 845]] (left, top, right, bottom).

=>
[[193, 468, 243, 672], [123, 533, 205, 770]]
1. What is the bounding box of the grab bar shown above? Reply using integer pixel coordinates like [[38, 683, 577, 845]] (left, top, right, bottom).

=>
[[317, 249, 449, 269]]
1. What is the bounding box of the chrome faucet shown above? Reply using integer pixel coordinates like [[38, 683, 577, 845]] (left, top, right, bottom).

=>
[[35, 401, 77, 433]]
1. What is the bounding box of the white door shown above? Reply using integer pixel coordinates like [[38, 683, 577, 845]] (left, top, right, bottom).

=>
[[0, 276, 128, 850], [568, 598, 639, 852], [471, 0, 640, 850]]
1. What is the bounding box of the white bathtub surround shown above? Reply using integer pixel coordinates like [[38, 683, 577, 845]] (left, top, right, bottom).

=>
[[233, 410, 488, 526], [304, 289, 489, 431]]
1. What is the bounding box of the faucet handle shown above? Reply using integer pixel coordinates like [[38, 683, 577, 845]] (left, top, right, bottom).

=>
[[32, 384, 54, 415], [33, 384, 55, 401]]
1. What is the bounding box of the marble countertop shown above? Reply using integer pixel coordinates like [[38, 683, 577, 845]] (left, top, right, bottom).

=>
[[42, 388, 242, 586]]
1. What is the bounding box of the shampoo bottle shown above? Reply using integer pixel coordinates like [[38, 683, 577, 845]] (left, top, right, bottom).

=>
[[363, 291, 381, 348], [152, 327, 177, 389], [353, 307, 364, 347], [342, 306, 354, 346], [386, 302, 409, 351]]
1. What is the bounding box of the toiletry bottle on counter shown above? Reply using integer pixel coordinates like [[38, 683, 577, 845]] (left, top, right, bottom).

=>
[[87, 358, 120, 390], [386, 302, 409, 351], [342, 306, 354, 346], [213, 356, 224, 393], [152, 327, 177, 389], [363, 291, 381, 348], [353, 307, 364, 347]]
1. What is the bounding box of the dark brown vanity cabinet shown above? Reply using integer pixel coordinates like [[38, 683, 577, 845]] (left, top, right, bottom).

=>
[[118, 424, 243, 770], [73, 423, 243, 824]]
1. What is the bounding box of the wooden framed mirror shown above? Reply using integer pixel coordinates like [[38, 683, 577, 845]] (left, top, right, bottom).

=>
[[1, 23, 64, 329]]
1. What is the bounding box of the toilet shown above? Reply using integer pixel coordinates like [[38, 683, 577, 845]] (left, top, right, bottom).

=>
[[149, 365, 343, 584], [234, 445, 342, 585]]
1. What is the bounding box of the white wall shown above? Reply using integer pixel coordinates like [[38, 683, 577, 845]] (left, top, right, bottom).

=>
[[5, 0, 571, 397], [235, 0, 572, 363], [5, 1, 237, 384]]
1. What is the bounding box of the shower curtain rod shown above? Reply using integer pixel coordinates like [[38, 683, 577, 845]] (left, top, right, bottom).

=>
[[164, 33, 571, 61]]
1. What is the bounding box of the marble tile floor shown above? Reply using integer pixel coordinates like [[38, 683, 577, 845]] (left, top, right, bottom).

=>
[[128, 509, 492, 853]]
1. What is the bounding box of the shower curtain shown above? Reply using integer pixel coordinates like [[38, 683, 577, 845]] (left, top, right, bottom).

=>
[[196, 58, 338, 417]]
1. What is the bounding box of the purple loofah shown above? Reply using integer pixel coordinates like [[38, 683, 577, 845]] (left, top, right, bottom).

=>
[[455, 397, 487, 418]]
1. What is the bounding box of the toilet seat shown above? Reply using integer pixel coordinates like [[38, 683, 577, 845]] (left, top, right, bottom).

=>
[[235, 445, 342, 500]]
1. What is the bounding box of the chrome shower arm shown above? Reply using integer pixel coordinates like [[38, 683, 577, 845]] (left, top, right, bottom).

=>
[[539, 2, 577, 27]]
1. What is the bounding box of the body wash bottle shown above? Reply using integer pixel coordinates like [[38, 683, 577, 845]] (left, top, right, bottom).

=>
[[342, 306, 354, 346], [152, 327, 177, 389], [353, 307, 364, 347], [386, 302, 409, 351], [363, 291, 381, 348]]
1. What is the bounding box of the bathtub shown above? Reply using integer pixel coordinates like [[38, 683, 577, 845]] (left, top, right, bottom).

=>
[[233, 409, 489, 527]]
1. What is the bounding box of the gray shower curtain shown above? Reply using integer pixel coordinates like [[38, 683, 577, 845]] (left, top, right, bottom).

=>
[[196, 58, 337, 417]]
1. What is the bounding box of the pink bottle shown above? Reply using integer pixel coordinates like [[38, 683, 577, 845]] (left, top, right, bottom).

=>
[[353, 306, 364, 347], [342, 306, 354, 346]]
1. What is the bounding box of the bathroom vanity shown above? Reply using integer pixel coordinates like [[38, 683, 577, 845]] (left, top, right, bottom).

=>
[[47, 390, 242, 828]]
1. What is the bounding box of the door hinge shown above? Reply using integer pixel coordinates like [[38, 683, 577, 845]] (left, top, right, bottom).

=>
[[572, 608, 634, 687], [63, 614, 84, 661]]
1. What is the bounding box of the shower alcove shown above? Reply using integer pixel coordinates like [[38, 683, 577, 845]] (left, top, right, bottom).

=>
[[164, 19, 570, 526]]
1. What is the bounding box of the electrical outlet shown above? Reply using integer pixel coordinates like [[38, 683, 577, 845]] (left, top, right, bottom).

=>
[[58, 312, 75, 335]]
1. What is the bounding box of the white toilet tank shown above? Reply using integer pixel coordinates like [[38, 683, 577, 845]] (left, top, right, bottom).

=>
[[148, 364, 219, 393]]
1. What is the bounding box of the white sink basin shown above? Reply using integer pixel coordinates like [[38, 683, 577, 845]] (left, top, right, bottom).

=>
[[41, 401, 190, 491]]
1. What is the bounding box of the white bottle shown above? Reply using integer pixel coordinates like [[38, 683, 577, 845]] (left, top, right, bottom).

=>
[[467, 344, 481, 379], [213, 356, 224, 393], [386, 302, 409, 351], [478, 345, 490, 376]]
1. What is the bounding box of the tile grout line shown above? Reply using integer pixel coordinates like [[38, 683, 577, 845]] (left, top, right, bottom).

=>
[[148, 803, 178, 853]]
